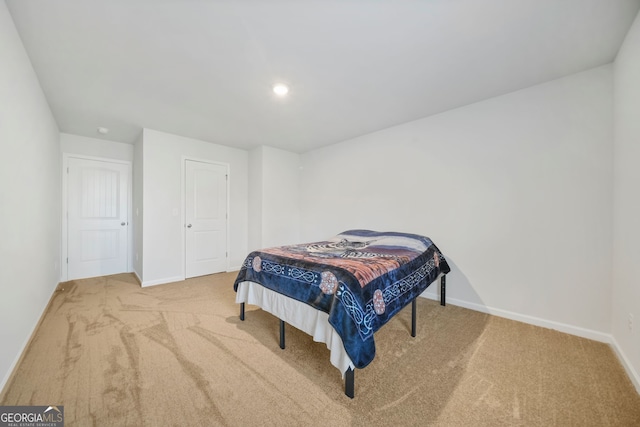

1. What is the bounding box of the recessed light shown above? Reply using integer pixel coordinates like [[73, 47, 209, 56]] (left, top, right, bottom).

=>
[[273, 84, 289, 96], [97, 127, 109, 134]]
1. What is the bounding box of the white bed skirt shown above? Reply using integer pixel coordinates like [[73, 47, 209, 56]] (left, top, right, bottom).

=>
[[235, 281, 355, 377]]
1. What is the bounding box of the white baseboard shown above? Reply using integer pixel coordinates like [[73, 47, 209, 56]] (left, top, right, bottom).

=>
[[0, 280, 59, 394], [420, 291, 611, 342], [141, 270, 240, 287], [141, 275, 184, 287], [421, 291, 640, 396], [610, 336, 640, 395], [132, 270, 142, 285]]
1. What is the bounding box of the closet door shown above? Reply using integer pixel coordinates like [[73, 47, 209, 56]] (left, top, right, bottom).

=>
[[185, 160, 228, 278]]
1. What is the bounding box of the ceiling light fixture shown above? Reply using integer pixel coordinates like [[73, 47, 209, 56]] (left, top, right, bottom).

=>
[[273, 84, 289, 97], [97, 127, 109, 134]]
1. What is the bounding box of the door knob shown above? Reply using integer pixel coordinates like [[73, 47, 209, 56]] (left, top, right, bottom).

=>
[[121, 222, 126, 226], [187, 224, 192, 228]]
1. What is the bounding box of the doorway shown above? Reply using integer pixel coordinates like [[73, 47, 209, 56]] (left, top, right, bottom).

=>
[[63, 156, 131, 280], [184, 159, 228, 278]]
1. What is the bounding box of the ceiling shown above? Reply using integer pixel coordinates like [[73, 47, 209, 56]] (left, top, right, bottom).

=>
[[7, 0, 640, 153]]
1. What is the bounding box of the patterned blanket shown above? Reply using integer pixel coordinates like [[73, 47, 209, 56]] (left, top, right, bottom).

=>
[[233, 230, 450, 368]]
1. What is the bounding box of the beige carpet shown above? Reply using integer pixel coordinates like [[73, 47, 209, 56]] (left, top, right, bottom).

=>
[[1, 272, 639, 426]]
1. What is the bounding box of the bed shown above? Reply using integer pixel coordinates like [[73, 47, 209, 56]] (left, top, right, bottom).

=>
[[233, 229, 450, 397]]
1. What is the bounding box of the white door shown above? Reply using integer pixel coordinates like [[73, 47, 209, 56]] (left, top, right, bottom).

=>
[[185, 160, 228, 278], [67, 158, 130, 280]]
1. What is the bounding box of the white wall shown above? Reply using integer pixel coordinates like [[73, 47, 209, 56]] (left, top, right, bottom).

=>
[[0, 2, 60, 391], [248, 146, 300, 250], [140, 129, 248, 285], [612, 10, 640, 392], [133, 132, 144, 280], [60, 132, 134, 162], [248, 147, 263, 252], [300, 66, 613, 340], [261, 146, 301, 247]]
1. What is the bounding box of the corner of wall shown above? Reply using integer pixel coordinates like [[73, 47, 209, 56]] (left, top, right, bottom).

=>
[[611, 335, 640, 394]]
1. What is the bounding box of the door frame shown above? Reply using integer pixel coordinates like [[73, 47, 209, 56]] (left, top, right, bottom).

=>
[[61, 153, 133, 282], [181, 156, 230, 279]]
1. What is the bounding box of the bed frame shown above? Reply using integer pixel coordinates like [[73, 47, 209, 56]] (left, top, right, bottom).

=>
[[239, 274, 447, 398]]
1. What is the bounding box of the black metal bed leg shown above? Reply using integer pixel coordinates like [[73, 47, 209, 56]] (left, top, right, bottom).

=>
[[240, 302, 245, 321], [279, 319, 285, 349], [440, 275, 446, 306], [411, 298, 417, 337], [345, 367, 355, 398]]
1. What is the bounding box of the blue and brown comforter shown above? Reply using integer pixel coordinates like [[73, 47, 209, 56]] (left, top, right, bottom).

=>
[[233, 229, 450, 369]]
